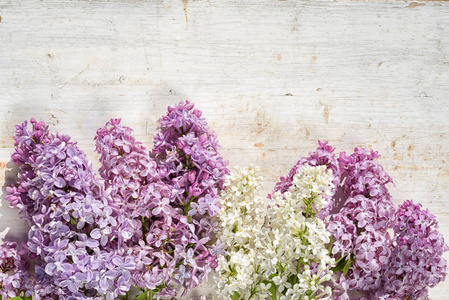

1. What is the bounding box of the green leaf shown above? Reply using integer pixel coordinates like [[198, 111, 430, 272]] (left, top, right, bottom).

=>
[[230, 291, 240, 300], [332, 255, 347, 272], [327, 236, 333, 253], [10, 297, 24, 300], [268, 282, 277, 300], [231, 223, 238, 233], [135, 292, 149, 300], [23, 297, 32, 300], [343, 255, 353, 276], [287, 274, 295, 285], [70, 216, 78, 227]]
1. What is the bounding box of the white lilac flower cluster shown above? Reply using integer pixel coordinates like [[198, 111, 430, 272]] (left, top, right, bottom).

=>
[[215, 165, 267, 299], [215, 165, 336, 300]]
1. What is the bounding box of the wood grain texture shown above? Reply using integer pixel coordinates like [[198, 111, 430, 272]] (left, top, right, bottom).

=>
[[1, 0, 449, 298]]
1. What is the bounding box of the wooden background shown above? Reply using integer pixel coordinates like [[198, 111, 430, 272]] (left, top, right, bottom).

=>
[[1, 0, 449, 298]]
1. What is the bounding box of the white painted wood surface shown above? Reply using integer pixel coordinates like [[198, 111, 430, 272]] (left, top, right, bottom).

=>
[[1, 0, 449, 298]]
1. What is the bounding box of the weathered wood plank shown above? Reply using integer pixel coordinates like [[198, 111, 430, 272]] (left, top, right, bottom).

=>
[[1, 0, 449, 298]]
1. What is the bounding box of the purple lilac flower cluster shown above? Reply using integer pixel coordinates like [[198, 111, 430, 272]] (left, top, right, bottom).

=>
[[0, 241, 32, 299], [95, 118, 169, 295], [375, 200, 448, 299], [3, 102, 228, 299], [96, 118, 186, 297], [6, 118, 50, 220], [271, 140, 341, 218], [328, 147, 396, 299], [6, 119, 137, 299], [151, 100, 229, 296]]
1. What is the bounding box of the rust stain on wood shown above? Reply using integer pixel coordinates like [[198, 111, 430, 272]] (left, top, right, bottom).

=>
[[254, 112, 270, 134], [311, 55, 317, 62], [439, 169, 449, 177], [50, 114, 60, 124], [410, 165, 420, 171], [254, 142, 264, 148], [183, 0, 189, 29], [0, 162, 6, 169], [323, 106, 330, 123], [305, 128, 310, 138], [277, 54, 282, 61], [391, 141, 396, 148], [256, 122, 269, 134], [407, 2, 425, 8]]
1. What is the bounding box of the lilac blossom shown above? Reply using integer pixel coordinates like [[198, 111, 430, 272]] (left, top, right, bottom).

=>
[[0, 241, 33, 299], [271, 141, 341, 218], [328, 147, 396, 299], [374, 200, 448, 299], [94, 101, 228, 297], [6, 119, 133, 299], [152, 100, 229, 296], [95, 118, 175, 297]]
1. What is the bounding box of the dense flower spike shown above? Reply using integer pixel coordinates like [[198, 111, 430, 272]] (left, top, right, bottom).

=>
[[266, 165, 336, 299], [96, 118, 180, 297], [95, 118, 162, 215], [0, 241, 33, 299], [216, 165, 336, 299], [6, 119, 133, 299], [215, 165, 267, 298], [151, 100, 229, 296], [96, 119, 162, 294], [94, 101, 229, 297], [328, 147, 396, 299], [5, 118, 50, 222], [271, 141, 341, 218], [375, 200, 448, 299]]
